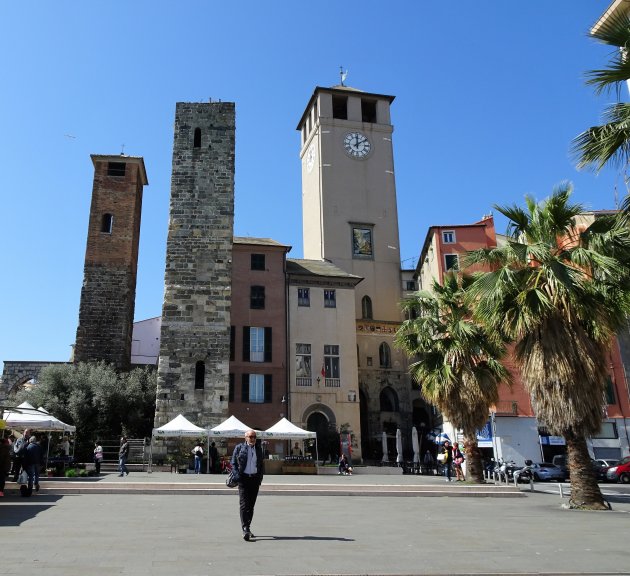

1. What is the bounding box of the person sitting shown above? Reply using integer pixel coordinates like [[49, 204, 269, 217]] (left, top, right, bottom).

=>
[[338, 454, 353, 475]]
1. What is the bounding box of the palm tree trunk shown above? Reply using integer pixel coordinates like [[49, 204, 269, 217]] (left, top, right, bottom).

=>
[[462, 436, 484, 483], [565, 433, 609, 510]]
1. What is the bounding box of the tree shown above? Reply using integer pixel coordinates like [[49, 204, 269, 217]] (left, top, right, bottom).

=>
[[395, 273, 511, 483], [465, 183, 630, 509], [15, 362, 156, 460], [572, 11, 630, 175]]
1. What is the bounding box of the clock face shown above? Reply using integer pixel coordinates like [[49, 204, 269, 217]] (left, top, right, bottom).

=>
[[306, 144, 315, 173], [343, 132, 371, 158]]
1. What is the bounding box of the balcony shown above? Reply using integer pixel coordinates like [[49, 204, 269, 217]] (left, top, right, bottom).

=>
[[324, 378, 341, 388], [296, 377, 312, 387], [492, 401, 518, 415]]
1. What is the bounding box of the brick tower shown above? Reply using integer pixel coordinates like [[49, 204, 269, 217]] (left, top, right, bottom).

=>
[[74, 155, 148, 371], [154, 102, 235, 428]]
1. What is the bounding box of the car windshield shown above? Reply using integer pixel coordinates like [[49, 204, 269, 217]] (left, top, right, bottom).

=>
[[618, 456, 630, 466]]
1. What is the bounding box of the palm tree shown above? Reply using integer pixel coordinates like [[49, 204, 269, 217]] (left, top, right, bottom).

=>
[[465, 183, 630, 509], [572, 11, 630, 173], [395, 273, 511, 483]]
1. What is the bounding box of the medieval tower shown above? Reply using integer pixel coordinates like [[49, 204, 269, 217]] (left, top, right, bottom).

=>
[[74, 154, 148, 371], [154, 102, 235, 428]]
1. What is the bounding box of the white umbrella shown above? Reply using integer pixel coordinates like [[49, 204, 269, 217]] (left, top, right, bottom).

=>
[[381, 431, 389, 463], [396, 428, 403, 465], [412, 426, 420, 464]]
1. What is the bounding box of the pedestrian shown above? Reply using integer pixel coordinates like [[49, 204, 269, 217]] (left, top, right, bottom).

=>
[[209, 442, 219, 473], [192, 441, 204, 474], [453, 442, 465, 481], [422, 449, 434, 475], [338, 453, 353, 475], [0, 438, 11, 497], [441, 440, 454, 482], [94, 441, 104, 475], [118, 436, 129, 477], [11, 429, 30, 482], [24, 435, 42, 494], [231, 429, 264, 541]]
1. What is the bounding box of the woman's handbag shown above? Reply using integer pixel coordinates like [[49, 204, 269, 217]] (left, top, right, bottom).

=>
[[225, 469, 238, 488], [17, 469, 29, 485], [436, 453, 446, 463]]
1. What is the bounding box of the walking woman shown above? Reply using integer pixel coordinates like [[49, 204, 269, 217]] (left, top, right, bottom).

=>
[[441, 440, 453, 482]]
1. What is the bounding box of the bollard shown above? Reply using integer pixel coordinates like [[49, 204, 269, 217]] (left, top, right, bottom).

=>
[[559, 483, 564, 498], [529, 477, 534, 492]]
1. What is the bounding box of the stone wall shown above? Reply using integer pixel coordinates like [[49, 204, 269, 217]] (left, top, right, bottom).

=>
[[155, 102, 235, 429]]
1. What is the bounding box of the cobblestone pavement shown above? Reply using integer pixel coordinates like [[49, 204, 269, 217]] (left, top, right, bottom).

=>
[[1, 474, 628, 576]]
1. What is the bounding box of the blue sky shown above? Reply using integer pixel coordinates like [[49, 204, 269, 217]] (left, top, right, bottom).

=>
[[0, 1, 622, 372]]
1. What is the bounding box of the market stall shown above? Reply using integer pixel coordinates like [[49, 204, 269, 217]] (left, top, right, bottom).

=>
[[263, 418, 318, 474]]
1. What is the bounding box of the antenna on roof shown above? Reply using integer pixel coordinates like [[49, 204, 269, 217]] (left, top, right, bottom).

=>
[[339, 66, 348, 86], [120, 144, 125, 155]]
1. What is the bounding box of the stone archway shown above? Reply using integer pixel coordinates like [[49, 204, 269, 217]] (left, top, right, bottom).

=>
[[303, 404, 337, 464], [1, 361, 68, 401]]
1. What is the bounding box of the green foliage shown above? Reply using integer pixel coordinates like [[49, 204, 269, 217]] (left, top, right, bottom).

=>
[[65, 468, 77, 477], [15, 361, 156, 461]]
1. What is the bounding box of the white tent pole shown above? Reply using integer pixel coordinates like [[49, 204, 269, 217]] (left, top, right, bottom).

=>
[[206, 432, 211, 474], [46, 432, 51, 470], [148, 436, 153, 474]]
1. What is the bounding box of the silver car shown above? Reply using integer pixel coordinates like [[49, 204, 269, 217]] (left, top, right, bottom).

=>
[[528, 462, 566, 482]]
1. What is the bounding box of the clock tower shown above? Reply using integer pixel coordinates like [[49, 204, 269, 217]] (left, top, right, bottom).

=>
[[298, 86, 416, 459]]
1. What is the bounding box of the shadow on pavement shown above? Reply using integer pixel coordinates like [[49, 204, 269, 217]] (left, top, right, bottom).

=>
[[0, 495, 63, 527], [254, 535, 354, 542]]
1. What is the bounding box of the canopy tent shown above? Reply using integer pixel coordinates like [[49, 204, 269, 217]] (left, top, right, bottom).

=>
[[152, 414, 207, 437], [263, 418, 318, 462], [149, 414, 208, 473], [1, 403, 77, 469], [208, 415, 252, 438], [2, 402, 76, 432]]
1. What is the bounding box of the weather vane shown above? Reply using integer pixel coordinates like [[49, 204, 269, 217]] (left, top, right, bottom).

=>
[[339, 66, 348, 86]]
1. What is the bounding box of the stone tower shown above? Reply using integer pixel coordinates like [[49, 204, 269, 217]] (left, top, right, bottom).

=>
[[74, 155, 148, 371], [154, 102, 235, 428]]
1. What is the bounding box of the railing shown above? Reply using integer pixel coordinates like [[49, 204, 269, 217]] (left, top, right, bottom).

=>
[[324, 378, 341, 388], [296, 377, 312, 387], [493, 401, 518, 415]]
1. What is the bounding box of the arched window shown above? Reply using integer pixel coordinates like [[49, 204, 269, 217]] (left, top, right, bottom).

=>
[[379, 387, 399, 412], [379, 342, 391, 368], [361, 295, 373, 319], [195, 361, 205, 389], [194, 127, 202, 148], [101, 213, 113, 234]]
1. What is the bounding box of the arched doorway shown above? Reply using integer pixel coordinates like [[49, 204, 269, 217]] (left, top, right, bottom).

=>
[[305, 407, 336, 464]]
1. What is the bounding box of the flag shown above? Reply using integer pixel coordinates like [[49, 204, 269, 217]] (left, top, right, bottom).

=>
[[321, 364, 326, 378]]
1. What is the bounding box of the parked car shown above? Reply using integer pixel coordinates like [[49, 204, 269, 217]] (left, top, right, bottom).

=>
[[552, 455, 569, 479], [528, 462, 567, 482], [606, 456, 630, 483], [592, 459, 619, 482]]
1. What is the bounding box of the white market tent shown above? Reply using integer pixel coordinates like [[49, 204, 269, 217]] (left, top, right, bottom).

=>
[[2, 402, 76, 432], [208, 415, 252, 438], [263, 418, 318, 462], [152, 414, 207, 438], [1, 402, 77, 469]]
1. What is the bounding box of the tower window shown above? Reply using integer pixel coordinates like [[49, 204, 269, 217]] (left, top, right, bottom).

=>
[[101, 213, 114, 234], [361, 295, 373, 319], [379, 342, 391, 368], [195, 361, 205, 389], [332, 95, 347, 120], [194, 128, 202, 148], [361, 99, 377, 123], [107, 162, 126, 177], [250, 285, 265, 309], [251, 254, 265, 270]]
